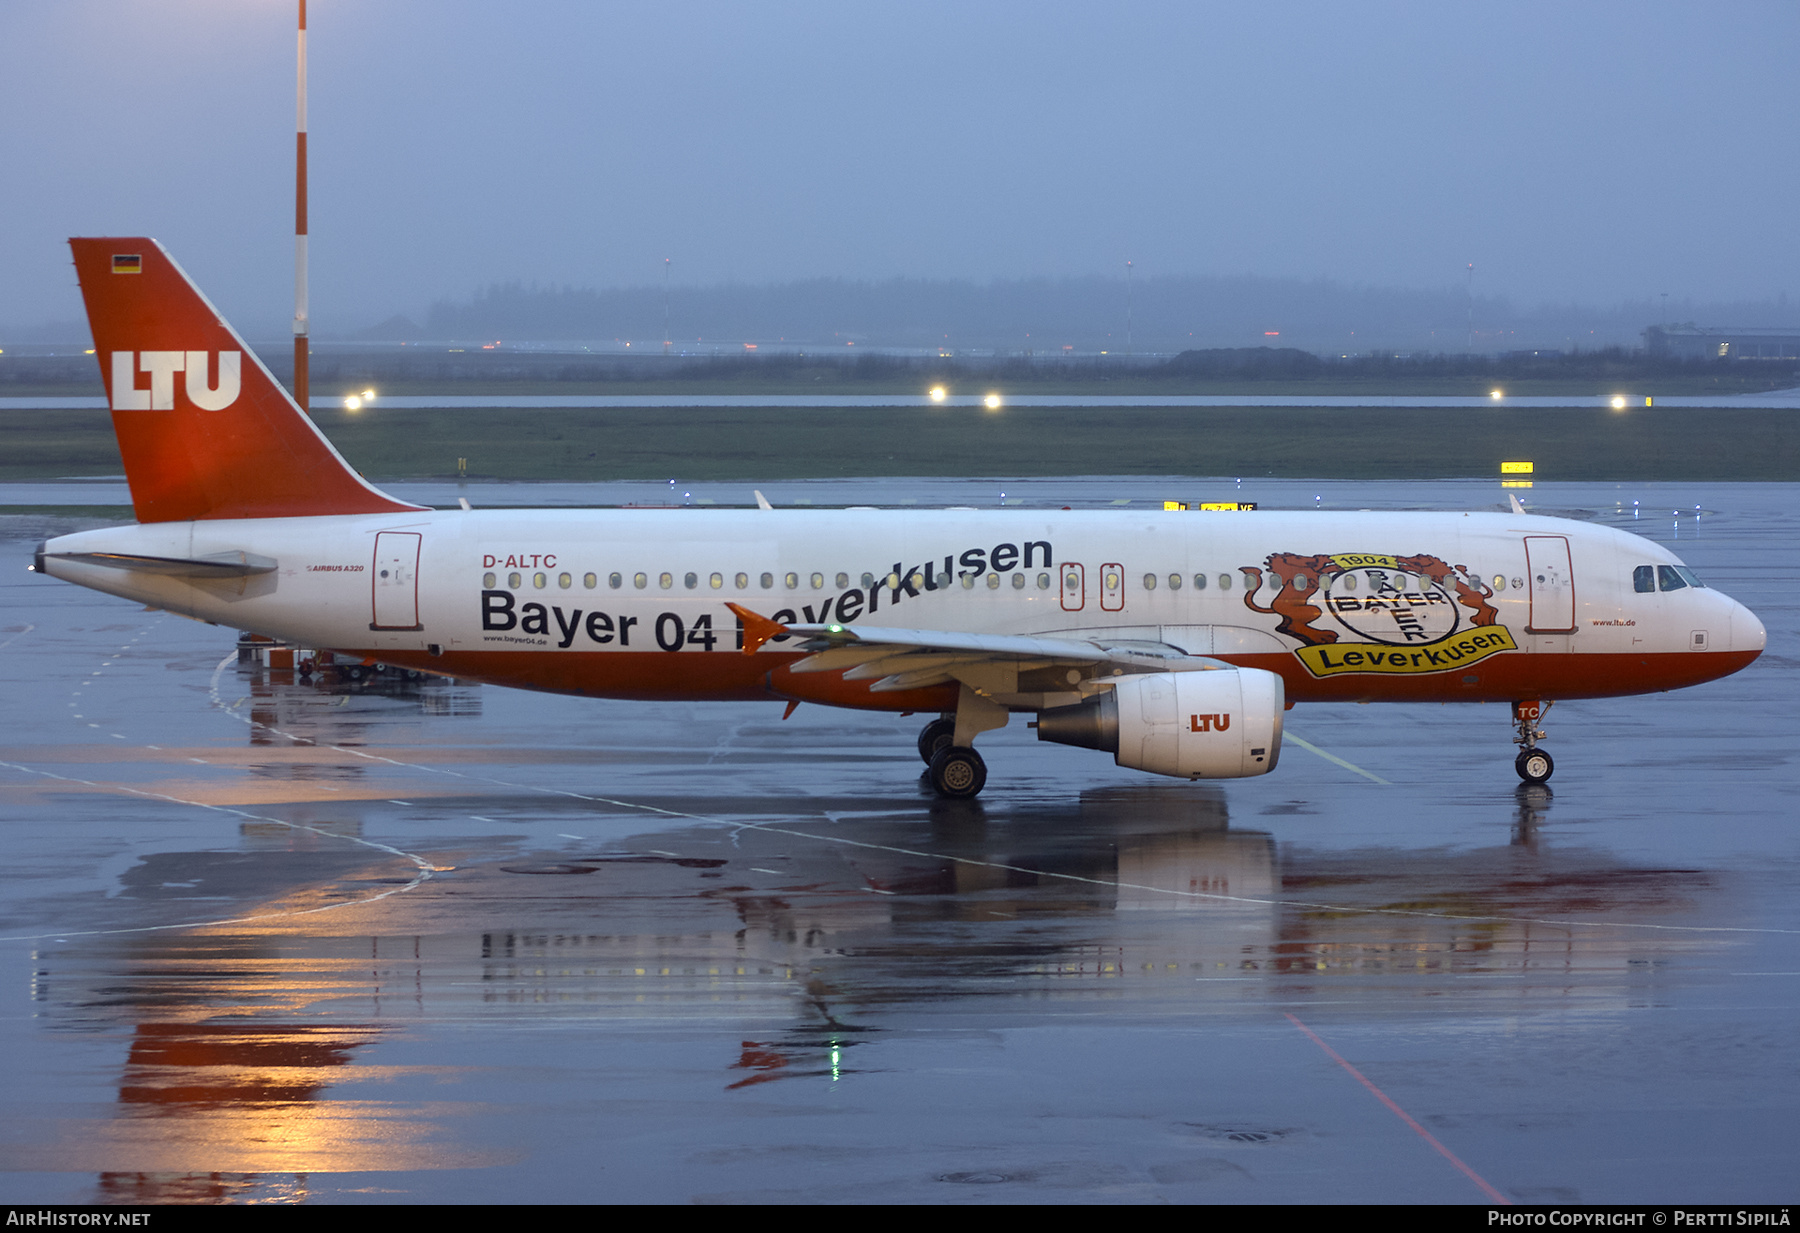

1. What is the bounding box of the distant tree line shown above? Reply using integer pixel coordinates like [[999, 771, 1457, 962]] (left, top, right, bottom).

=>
[[407, 272, 1800, 356]]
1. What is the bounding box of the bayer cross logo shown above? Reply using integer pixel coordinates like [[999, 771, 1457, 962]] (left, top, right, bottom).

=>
[[1320, 568, 1462, 646]]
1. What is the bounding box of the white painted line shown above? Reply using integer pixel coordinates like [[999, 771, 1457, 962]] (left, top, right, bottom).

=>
[[1284, 731, 1391, 784]]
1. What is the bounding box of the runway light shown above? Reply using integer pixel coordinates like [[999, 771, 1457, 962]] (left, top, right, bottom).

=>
[[361, 388, 376, 401], [929, 386, 947, 402], [1490, 389, 1504, 399], [1611, 396, 1628, 410], [984, 393, 1002, 410], [344, 395, 362, 411]]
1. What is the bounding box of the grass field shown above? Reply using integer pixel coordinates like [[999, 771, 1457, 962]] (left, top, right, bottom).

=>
[[2, 404, 1793, 483]]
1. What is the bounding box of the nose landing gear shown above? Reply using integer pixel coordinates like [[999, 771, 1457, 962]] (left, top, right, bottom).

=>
[[1512, 699, 1554, 784]]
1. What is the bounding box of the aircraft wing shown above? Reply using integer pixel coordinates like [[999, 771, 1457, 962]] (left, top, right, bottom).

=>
[[727, 603, 1228, 694]]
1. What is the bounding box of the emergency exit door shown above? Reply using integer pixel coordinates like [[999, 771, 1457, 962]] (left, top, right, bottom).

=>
[[371, 531, 423, 630], [1061, 563, 1085, 611], [1100, 562, 1125, 612]]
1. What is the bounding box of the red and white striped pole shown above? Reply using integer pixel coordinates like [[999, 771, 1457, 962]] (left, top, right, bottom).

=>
[[293, 0, 309, 410]]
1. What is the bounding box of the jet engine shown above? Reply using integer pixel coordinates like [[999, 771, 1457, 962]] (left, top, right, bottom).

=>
[[1035, 668, 1284, 779]]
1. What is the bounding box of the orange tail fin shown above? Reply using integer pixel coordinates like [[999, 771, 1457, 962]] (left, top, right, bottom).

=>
[[69, 237, 425, 523]]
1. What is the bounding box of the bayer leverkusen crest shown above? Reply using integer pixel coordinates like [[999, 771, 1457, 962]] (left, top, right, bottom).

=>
[[1242, 552, 1518, 677]]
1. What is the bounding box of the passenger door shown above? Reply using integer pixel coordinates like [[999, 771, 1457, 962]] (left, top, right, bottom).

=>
[[371, 531, 423, 630], [1523, 535, 1575, 634]]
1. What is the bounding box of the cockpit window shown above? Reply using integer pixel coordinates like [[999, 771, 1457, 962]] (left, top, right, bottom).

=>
[[1658, 565, 1705, 592], [1633, 565, 1655, 593]]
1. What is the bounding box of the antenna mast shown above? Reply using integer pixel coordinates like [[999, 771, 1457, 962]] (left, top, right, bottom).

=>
[[294, 0, 309, 409]]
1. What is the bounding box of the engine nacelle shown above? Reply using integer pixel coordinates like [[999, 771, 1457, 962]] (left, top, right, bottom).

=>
[[1035, 668, 1284, 779]]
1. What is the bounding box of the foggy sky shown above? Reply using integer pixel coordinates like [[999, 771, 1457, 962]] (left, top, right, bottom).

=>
[[3, 1, 1796, 338]]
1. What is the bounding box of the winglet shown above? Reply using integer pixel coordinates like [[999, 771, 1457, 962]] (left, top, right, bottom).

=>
[[1508, 493, 1528, 515], [753, 490, 773, 510], [726, 602, 787, 654]]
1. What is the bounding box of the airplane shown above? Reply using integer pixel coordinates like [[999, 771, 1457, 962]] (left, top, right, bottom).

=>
[[30, 238, 1766, 798]]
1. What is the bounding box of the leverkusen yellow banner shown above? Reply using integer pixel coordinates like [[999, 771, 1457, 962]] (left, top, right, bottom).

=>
[[1295, 627, 1519, 677]]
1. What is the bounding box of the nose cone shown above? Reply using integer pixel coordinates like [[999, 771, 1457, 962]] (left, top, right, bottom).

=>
[[1731, 597, 1767, 658]]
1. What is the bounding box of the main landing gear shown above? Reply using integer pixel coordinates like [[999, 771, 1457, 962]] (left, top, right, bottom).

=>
[[1512, 699, 1554, 785], [917, 686, 1009, 799], [917, 713, 988, 799], [927, 744, 987, 799], [917, 715, 956, 765]]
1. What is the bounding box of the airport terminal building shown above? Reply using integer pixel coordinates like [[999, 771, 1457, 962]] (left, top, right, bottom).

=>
[[1643, 324, 1800, 360]]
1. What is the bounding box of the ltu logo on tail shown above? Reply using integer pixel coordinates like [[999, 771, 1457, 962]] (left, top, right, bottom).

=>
[[110, 351, 241, 411]]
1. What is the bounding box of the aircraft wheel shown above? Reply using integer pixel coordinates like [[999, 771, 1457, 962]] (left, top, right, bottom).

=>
[[917, 716, 956, 765], [1515, 747, 1554, 785], [928, 745, 987, 799], [344, 664, 366, 682]]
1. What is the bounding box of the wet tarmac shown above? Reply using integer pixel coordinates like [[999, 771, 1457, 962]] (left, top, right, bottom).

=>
[[0, 478, 1795, 1205], [6, 390, 1800, 409]]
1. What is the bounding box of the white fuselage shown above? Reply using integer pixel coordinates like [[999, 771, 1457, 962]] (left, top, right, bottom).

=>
[[40, 507, 1764, 709]]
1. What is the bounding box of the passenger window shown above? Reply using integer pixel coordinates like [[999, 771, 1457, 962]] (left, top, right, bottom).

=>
[[1168, 574, 1182, 590], [483, 571, 496, 588], [861, 572, 875, 588], [1218, 573, 1232, 591], [760, 573, 774, 589], [1193, 574, 1207, 591], [835, 572, 849, 589], [1634, 565, 1655, 593], [558, 572, 572, 589], [1657, 565, 1687, 592], [508, 572, 522, 589], [659, 572, 673, 589], [609, 572, 622, 589], [1038, 573, 1051, 590], [683, 572, 698, 589], [1012, 573, 1025, 589], [986, 573, 1000, 589], [811, 572, 824, 589], [583, 572, 597, 589], [733, 572, 747, 589], [784, 572, 798, 589], [633, 572, 647, 589]]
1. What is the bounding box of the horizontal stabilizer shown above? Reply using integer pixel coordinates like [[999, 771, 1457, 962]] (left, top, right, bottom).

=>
[[47, 549, 278, 577]]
